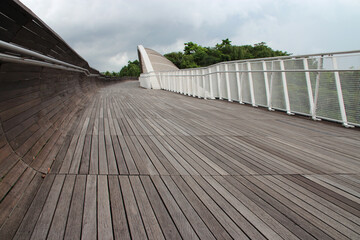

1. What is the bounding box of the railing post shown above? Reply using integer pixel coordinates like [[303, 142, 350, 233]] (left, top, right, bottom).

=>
[[202, 69, 207, 99], [280, 60, 292, 114], [235, 63, 243, 104], [171, 72, 179, 92], [198, 69, 201, 98], [179, 72, 184, 93], [224, 64, 232, 101], [186, 70, 190, 95], [247, 62, 256, 106], [269, 70, 274, 110], [189, 70, 194, 96], [262, 61, 271, 109], [208, 68, 215, 99], [313, 56, 323, 115], [173, 72, 176, 92], [216, 65, 222, 99], [303, 58, 316, 119], [332, 57, 351, 127], [161, 73, 164, 89], [191, 70, 197, 97], [167, 72, 170, 90]]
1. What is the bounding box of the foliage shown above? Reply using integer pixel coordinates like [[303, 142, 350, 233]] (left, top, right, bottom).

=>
[[164, 39, 290, 69], [103, 39, 290, 76], [102, 60, 141, 77], [119, 60, 141, 77]]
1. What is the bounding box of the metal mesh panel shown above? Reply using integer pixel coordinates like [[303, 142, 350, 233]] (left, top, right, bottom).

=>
[[335, 54, 360, 70], [270, 61, 286, 110], [251, 62, 267, 106], [155, 52, 360, 126], [240, 63, 251, 103], [284, 59, 310, 114], [228, 63, 239, 101], [340, 71, 360, 125], [316, 72, 342, 121]]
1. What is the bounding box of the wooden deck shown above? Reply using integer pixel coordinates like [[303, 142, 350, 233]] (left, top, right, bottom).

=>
[[1, 80, 360, 239]]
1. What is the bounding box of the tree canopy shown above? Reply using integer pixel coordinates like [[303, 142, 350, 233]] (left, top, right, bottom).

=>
[[103, 60, 141, 77], [103, 39, 290, 76], [164, 39, 290, 69]]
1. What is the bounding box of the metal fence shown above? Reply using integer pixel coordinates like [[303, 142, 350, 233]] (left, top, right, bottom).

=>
[[139, 51, 360, 127]]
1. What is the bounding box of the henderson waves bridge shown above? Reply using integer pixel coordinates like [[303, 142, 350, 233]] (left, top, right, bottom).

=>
[[0, 1, 360, 240]]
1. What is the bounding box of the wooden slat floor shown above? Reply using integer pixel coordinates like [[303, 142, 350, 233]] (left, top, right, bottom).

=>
[[2, 80, 360, 239]]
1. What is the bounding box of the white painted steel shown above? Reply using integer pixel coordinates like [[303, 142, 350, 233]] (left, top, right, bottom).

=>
[[140, 51, 360, 127], [332, 57, 350, 127]]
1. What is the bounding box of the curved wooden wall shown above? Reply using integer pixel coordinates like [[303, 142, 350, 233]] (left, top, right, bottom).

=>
[[0, 1, 103, 235]]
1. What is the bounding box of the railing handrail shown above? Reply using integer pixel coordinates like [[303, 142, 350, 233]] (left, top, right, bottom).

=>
[[154, 50, 360, 73], [0, 40, 98, 76]]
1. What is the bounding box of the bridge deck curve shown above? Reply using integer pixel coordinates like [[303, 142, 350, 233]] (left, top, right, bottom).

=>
[[1, 80, 360, 239]]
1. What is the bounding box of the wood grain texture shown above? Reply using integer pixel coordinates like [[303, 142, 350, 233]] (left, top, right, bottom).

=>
[[1, 80, 359, 239]]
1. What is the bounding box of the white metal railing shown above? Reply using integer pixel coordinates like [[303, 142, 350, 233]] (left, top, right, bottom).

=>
[[139, 50, 360, 127]]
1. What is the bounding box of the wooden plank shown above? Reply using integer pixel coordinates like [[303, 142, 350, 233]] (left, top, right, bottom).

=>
[[119, 176, 147, 239], [111, 135, 128, 174], [287, 175, 360, 216], [129, 176, 165, 240], [79, 135, 92, 174], [136, 135, 168, 175], [64, 175, 86, 240], [208, 175, 298, 239], [142, 135, 179, 175], [0, 167, 36, 227], [47, 175, 76, 240], [89, 132, 99, 174], [151, 175, 199, 239], [105, 134, 119, 174], [161, 176, 216, 239], [273, 175, 360, 226], [98, 133, 108, 174], [239, 175, 333, 240], [69, 118, 90, 173], [140, 175, 181, 239], [0, 173, 42, 239], [0, 161, 27, 201], [223, 175, 316, 239], [264, 175, 360, 238], [108, 176, 130, 240], [30, 174, 65, 240], [149, 135, 188, 175], [171, 175, 231, 239], [123, 135, 151, 175], [118, 135, 138, 175], [97, 175, 113, 239], [130, 135, 158, 175], [172, 135, 228, 175], [181, 175, 250, 239], [81, 175, 97, 240]]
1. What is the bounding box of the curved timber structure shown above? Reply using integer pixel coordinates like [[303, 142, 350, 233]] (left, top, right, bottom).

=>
[[138, 45, 178, 89], [0, 1, 360, 239]]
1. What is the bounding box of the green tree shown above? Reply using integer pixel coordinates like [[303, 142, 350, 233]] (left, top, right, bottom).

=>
[[165, 39, 290, 69], [119, 60, 141, 77]]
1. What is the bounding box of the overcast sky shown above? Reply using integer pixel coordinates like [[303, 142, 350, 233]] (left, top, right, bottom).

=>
[[21, 0, 360, 72]]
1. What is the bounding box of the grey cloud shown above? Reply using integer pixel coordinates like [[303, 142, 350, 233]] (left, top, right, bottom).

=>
[[21, 0, 360, 72]]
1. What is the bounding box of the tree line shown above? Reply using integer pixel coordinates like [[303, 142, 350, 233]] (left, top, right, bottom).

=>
[[104, 39, 290, 77], [103, 60, 141, 77]]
